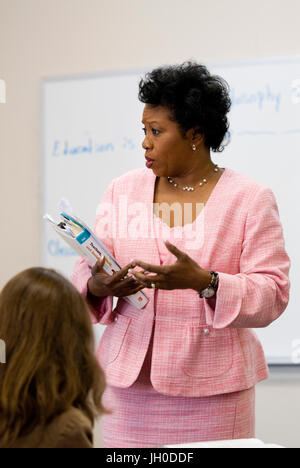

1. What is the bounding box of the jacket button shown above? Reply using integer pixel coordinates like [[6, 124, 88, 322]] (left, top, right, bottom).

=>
[[203, 328, 210, 336], [114, 316, 118, 322]]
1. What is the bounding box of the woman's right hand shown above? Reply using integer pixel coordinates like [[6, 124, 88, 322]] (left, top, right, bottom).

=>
[[87, 257, 144, 298]]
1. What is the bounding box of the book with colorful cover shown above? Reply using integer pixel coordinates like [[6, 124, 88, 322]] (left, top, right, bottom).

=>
[[44, 212, 149, 310]]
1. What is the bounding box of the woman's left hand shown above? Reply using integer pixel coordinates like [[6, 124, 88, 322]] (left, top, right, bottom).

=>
[[131, 240, 212, 291]]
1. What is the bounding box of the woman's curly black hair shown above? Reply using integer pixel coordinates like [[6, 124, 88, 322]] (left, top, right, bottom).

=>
[[138, 61, 231, 153]]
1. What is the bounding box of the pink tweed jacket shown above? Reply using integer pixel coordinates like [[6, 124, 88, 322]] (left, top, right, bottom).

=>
[[71, 167, 290, 397]]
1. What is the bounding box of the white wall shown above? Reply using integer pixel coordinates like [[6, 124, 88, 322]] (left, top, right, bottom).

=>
[[1, 0, 300, 448]]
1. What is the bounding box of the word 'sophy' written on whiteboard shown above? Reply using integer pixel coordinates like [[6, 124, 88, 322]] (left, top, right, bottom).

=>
[[41, 57, 300, 364]]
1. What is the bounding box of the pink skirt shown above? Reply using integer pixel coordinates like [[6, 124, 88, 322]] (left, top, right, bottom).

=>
[[101, 335, 255, 448]]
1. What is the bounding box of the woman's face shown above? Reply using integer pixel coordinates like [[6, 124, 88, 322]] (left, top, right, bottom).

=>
[[142, 104, 194, 178]]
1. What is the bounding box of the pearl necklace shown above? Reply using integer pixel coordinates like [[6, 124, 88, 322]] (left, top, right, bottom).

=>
[[167, 164, 220, 192]]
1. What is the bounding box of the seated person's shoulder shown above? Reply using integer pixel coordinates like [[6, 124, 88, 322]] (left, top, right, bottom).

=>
[[47, 407, 94, 448]]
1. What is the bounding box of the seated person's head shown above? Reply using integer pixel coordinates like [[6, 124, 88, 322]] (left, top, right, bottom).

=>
[[0, 267, 107, 447]]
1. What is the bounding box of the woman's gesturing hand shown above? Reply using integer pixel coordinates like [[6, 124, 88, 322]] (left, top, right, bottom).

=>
[[131, 240, 212, 291], [87, 257, 145, 298]]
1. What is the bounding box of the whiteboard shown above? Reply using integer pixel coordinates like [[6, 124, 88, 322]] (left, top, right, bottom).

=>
[[41, 57, 300, 364]]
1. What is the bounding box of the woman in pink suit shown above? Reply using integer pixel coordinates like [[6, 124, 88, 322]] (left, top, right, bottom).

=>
[[71, 62, 290, 448]]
